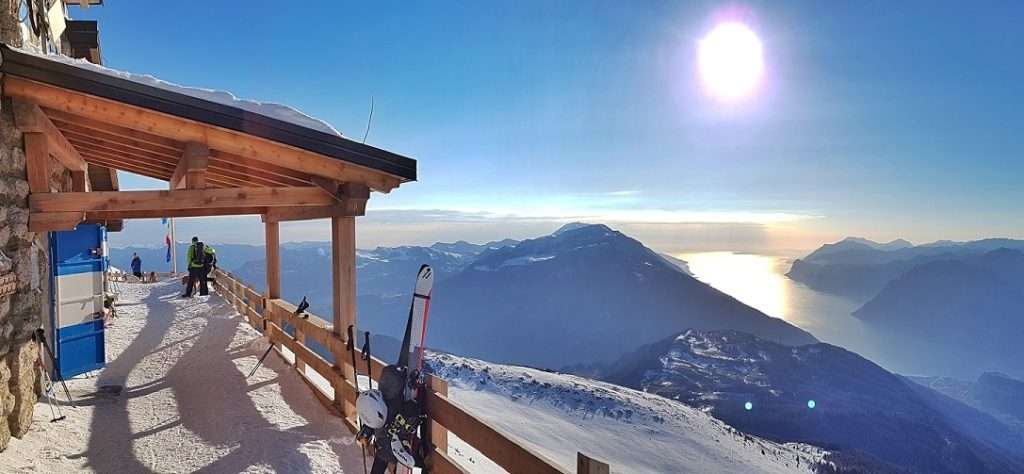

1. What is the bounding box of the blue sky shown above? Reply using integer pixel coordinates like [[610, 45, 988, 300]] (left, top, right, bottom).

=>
[[77, 1, 1024, 254]]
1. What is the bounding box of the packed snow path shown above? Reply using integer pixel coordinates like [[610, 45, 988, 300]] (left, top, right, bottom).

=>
[[1, 280, 365, 473]]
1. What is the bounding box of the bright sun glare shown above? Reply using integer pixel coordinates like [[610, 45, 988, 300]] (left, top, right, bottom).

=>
[[698, 22, 764, 101]]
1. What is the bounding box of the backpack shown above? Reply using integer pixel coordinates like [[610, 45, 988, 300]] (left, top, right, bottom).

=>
[[194, 242, 209, 266]]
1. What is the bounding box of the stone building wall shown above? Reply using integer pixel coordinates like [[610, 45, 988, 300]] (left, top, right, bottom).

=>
[[0, 0, 64, 451]]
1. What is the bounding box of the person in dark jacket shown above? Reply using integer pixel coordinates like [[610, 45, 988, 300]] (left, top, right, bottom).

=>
[[182, 236, 217, 297], [130, 253, 143, 280]]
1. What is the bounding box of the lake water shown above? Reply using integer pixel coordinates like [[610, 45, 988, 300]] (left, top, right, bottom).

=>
[[678, 252, 905, 371]]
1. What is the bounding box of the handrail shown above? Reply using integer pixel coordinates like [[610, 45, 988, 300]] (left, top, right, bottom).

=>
[[211, 269, 606, 474]]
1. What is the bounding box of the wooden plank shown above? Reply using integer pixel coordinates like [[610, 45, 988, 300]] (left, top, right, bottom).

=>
[[429, 376, 450, 453], [266, 321, 345, 389], [576, 453, 610, 474], [171, 142, 210, 190], [29, 211, 84, 232], [30, 187, 337, 213], [261, 205, 363, 223], [265, 222, 281, 299], [52, 117, 185, 157], [57, 121, 296, 187], [12, 100, 86, 172], [83, 207, 267, 221], [45, 108, 186, 152], [266, 300, 343, 355], [52, 111, 318, 188], [70, 170, 88, 192], [7, 78, 403, 192], [425, 390, 566, 474], [24, 132, 50, 193]]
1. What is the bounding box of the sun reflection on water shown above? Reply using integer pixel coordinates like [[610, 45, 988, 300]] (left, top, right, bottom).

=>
[[678, 252, 791, 320]]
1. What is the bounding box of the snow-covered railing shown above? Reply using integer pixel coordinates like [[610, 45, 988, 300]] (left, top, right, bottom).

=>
[[212, 269, 610, 474]]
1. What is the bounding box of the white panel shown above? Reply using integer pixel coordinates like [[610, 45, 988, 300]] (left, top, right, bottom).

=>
[[57, 271, 103, 328]]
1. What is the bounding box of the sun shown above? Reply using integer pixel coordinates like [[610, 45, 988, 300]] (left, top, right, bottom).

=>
[[698, 22, 764, 102]]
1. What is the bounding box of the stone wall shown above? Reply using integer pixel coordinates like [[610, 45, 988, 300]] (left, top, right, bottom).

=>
[[0, 0, 60, 451]]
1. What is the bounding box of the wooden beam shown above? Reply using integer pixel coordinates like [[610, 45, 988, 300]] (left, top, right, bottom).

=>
[[82, 207, 267, 221], [71, 170, 88, 192], [24, 132, 50, 193], [261, 205, 362, 223], [7, 78, 403, 192], [265, 222, 281, 299], [12, 100, 87, 172], [171, 142, 210, 190], [29, 211, 84, 232], [30, 187, 336, 213]]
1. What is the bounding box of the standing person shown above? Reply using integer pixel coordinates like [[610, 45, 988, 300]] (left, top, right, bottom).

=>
[[130, 252, 143, 280], [183, 236, 216, 297]]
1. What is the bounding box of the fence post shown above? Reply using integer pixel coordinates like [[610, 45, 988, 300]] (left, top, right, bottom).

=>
[[294, 324, 306, 374], [429, 376, 449, 454], [577, 453, 610, 474]]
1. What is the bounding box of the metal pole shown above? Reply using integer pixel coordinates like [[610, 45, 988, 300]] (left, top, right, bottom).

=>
[[170, 218, 177, 275]]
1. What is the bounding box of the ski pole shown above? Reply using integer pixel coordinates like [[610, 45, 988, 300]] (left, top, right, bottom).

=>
[[247, 319, 275, 378], [347, 325, 360, 391], [35, 350, 64, 422], [347, 325, 368, 474], [34, 329, 75, 408], [362, 331, 372, 390]]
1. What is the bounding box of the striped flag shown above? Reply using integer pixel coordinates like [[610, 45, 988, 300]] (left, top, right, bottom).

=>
[[163, 218, 172, 262]]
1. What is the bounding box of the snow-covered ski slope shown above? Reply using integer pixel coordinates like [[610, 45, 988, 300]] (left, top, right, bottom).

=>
[[429, 353, 827, 473], [0, 280, 366, 473]]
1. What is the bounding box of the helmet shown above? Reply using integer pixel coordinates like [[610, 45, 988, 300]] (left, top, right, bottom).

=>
[[356, 389, 387, 429]]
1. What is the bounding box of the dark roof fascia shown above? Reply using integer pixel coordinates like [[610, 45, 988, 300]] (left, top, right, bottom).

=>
[[0, 44, 415, 181]]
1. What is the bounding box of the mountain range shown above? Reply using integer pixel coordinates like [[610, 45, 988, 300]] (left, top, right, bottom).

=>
[[787, 237, 1024, 301], [601, 329, 1024, 473], [358, 223, 816, 368], [788, 237, 1024, 378], [113, 223, 815, 369]]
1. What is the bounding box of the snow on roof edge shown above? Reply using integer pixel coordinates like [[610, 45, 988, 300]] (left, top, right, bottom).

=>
[[14, 46, 344, 137]]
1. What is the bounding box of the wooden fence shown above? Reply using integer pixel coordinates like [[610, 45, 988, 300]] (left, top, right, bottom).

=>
[[211, 269, 610, 474]]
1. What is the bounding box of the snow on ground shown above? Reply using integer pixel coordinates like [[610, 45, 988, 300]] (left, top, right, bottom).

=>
[[429, 353, 827, 474], [0, 279, 366, 473]]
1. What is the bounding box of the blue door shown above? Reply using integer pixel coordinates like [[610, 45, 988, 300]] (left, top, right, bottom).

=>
[[49, 224, 107, 379]]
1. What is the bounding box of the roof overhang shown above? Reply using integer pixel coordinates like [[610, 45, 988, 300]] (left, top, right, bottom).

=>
[[0, 45, 416, 191], [0, 44, 416, 232]]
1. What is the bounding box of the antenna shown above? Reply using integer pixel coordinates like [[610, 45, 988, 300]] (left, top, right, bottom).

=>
[[362, 96, 374, 144]]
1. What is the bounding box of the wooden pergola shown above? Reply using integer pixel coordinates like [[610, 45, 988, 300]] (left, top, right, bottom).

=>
[[0, 45, 416, 339]]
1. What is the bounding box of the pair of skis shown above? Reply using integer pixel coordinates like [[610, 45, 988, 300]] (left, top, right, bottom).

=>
[[359, 264, 434, 474]]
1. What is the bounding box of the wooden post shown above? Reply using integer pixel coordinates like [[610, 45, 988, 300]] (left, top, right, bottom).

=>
[[577, 453, 610, 474], [70, 170, 88, 192], [24, 132, 50, 193], [332, 216, 356, 416], [429, 376, 449, 454], [265, 221, 280, 299]]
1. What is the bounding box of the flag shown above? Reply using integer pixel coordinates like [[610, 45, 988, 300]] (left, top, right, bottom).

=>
[[164, 219, 172, 263]]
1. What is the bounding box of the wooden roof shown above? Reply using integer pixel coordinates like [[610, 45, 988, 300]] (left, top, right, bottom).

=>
[[0, 45, 418, 232]]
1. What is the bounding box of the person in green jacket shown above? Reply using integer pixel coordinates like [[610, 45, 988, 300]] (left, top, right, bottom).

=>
[[183, 236, 217, 297]]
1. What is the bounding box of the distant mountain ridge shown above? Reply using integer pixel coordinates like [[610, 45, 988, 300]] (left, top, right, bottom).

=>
[[851, 248, 1024, 378], [602, 329, 1024, 473], [787, 236, 1024, 301], [362, 223, 815, 369]]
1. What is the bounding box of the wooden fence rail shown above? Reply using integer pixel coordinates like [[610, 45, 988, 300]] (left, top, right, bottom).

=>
[[211, 269, 608, 474]]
